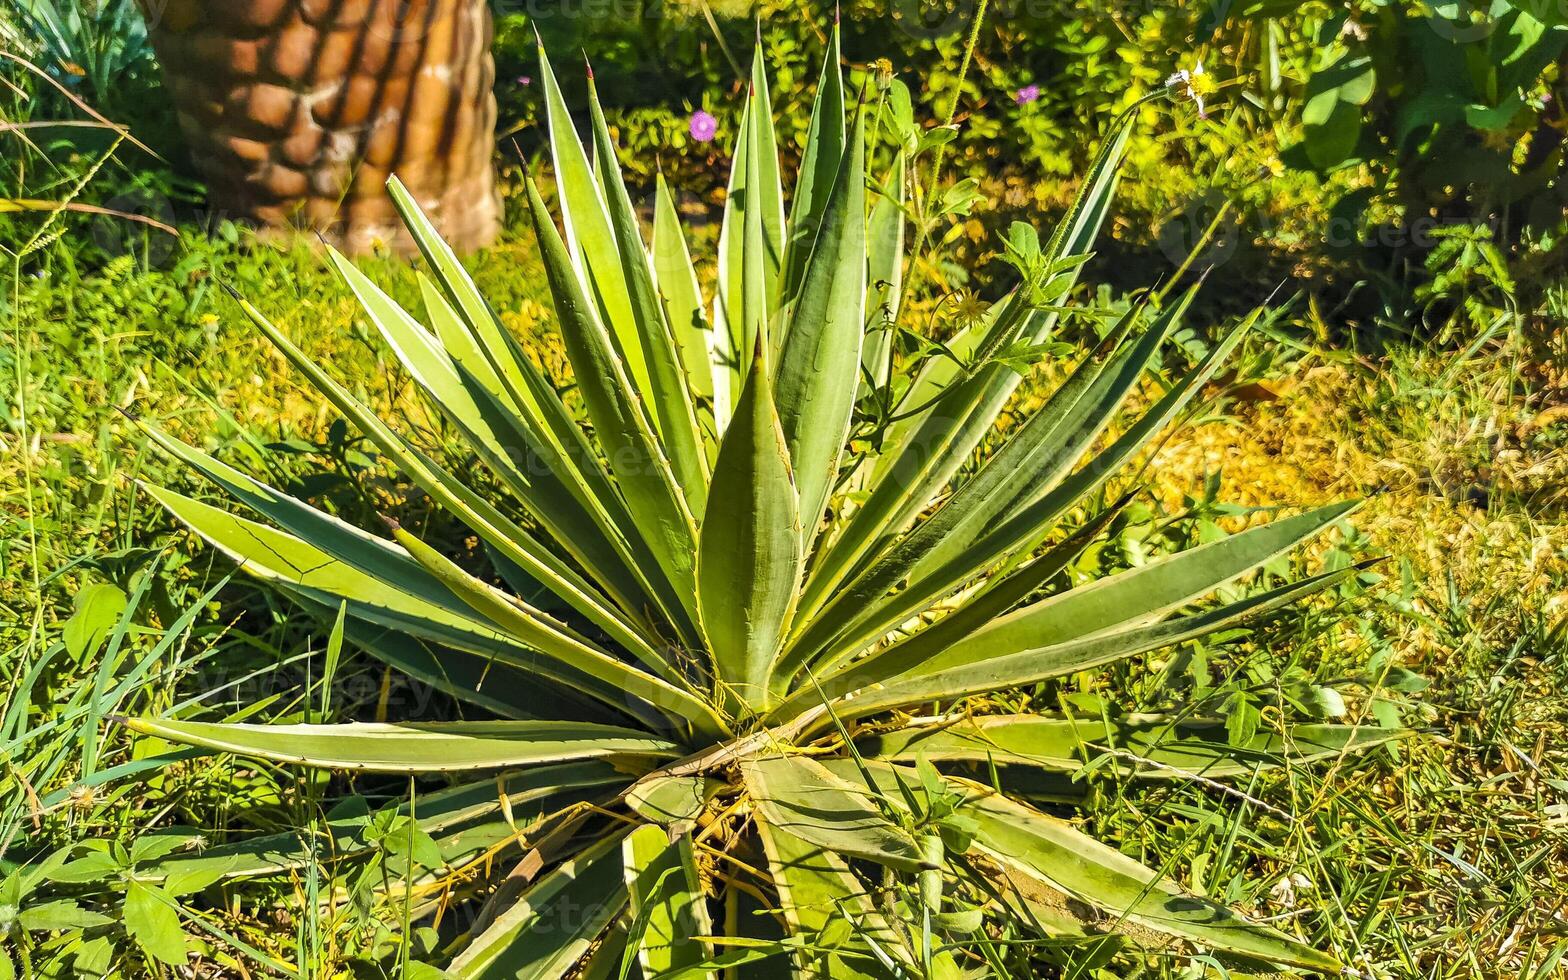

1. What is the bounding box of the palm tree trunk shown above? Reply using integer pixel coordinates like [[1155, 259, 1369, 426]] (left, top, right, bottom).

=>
[[140, 0, 499, 253]]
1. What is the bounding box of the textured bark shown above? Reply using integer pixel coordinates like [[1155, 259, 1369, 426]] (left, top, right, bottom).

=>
[[142, 0, 500, 253]]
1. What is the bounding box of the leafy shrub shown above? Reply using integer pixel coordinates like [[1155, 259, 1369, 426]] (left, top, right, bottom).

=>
[[121, 31, 1401, 976], [499, 0, 1568, 342], [1, 0, 157, 110], [1286, 0, 1568, 325]]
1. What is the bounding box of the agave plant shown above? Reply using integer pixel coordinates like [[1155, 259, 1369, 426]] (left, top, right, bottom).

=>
[[128, 31, 1396, 978]]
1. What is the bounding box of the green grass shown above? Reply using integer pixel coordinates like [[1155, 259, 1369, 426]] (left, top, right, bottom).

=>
[[1131, 343, 1568, 977], [1, 195, 575, 974]]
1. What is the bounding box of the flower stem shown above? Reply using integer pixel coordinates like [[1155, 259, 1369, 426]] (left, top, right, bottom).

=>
[[902, 0, 991, 311]]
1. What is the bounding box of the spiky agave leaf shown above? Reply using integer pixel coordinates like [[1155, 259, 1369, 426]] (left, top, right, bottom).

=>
[[127, 32, 1402, 978]]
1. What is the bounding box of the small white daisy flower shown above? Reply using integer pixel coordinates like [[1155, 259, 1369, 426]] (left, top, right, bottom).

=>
[[1166, 60, 1214, 119]]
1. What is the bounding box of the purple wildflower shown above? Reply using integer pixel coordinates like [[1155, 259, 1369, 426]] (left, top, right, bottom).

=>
[[1014, 84, 1041, 106], [517, 75, 532, 87], [688, 110, 718, 143]]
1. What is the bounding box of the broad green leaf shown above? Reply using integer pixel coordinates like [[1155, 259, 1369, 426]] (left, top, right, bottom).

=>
[[43, 852, 120, 885], [123, 882, 186, 967], [585, 74, 709, 506], [780, 22, 845, 302], [62, 583, 126, 661], [774, 109, 866, 548], [804, 307, 1263, 678], [537, 44, 650, 399], [652, 173, 715, 404], [860, 714, 1407, 779], [524, 175, 701, 618], [391, 524, 727, 738], [121, 718, 681, 773], [451, 833, 629, 979], [919, 501, 1360, 677], [625, 774, 721, 825], [699, 353, 802, 711], [755, 816, 905, 979], [142, 483, 644, 721], [960, 781, 1341, 972], [778, 565, 1365, 724], [161, 864, 232, 898], [18, 900, 112, 931], [742, 755, 927, 873], [73, 937, 112, 977], [7, 846, 69, 892], [714, 48, 785, 410], [143, 763, 622, 883], [794, 300, 1173, 671], [326, 249, 655, 625], [130, 832, 192, 866], [802, 98, 1147, 614], [1303, 55, 1374, 170], [225, 292, 663, 664], [623, 826, 714, 978]]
